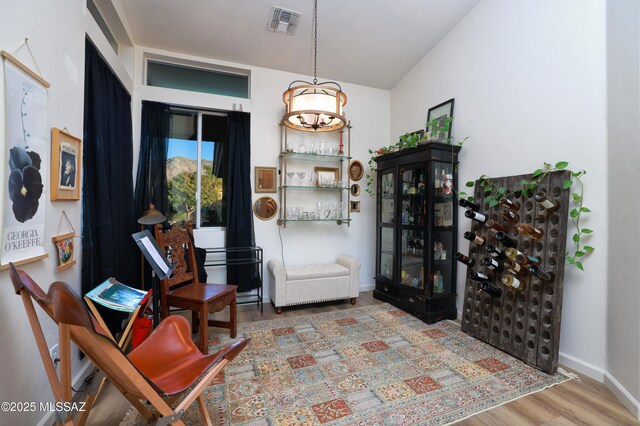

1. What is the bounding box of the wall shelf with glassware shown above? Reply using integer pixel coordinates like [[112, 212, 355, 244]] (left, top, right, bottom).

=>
[[373, 143, 461, 324], [277, 122, 352, 227]]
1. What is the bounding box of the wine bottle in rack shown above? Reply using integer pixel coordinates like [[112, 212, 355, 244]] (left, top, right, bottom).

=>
[[485, 244, 506, 260], [499, 197, 521, 212], [463, 231, 485, 246], [468, 271, 490, 282], [517, 223, 544, 240], [534, 191, 560, 212], [456, 252, 475, 267], [480, 281, 502, 297], [495, 231, 518, 248], [503, 258, 524, 275], [501, 209, 520, 224], [501, 274, 526, 291], [480, 257, 504, 272], [465, 209, 487, 223], [514, 253, 541, 266], [458, 198, 480, 211], [505, 247, 524, 260], [485, 220, 506, 233], [528, 264, 555, 281]]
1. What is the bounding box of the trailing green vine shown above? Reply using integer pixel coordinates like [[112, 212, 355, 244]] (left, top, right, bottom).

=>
[[462, 161, 593, 270], [365, 117, 461, 196]]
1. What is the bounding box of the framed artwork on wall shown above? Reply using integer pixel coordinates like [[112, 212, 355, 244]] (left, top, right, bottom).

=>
[[255, 166, 277, 193], [51, 128, 82, 201], [426, 98, 455, 142]]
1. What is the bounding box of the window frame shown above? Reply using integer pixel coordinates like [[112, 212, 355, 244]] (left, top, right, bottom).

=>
[[168, 107, 228, 229]]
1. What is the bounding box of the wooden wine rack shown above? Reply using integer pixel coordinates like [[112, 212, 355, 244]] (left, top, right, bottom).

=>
[[460, 170, 571, 373]]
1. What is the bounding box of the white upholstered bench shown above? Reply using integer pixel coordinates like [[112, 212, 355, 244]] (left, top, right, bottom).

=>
[[267, 256, 361, 314]]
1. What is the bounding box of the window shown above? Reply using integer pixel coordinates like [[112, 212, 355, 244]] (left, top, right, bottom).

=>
[[147, 60, 250, 98], [167, 109, 228, 228]]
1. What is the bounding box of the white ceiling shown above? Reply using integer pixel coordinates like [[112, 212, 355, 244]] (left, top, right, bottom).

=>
[[118, 0, 480, 90]]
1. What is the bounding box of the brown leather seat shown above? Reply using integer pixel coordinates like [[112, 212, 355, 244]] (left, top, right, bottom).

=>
[[154, 223, 237, 353], [10, 263, 248, 426]]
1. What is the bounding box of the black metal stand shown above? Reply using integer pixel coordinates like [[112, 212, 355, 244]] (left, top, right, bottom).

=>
[[204, 246, 264, 313]]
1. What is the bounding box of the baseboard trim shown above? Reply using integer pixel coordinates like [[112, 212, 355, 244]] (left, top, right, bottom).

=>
[[604, 372, 640, 420], [37, 359, 95, 426], [557, 351, 606, 382], [360, 283, 375, 292]]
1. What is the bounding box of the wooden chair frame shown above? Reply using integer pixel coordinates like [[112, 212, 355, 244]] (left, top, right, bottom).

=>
[[154, 223, 237, 353], [10, 264, 248, 426]]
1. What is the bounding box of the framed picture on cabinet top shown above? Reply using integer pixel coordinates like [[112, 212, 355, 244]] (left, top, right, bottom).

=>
[[426, 98, 454, 143], [255, 166, 277, 193], [51, 128, 82, 201]]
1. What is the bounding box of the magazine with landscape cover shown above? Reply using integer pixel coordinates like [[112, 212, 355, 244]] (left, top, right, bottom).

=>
[[85, 278, 148, 312]]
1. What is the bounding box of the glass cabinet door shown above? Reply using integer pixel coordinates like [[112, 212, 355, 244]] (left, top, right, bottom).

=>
[[431, 161, 455, 295], [400, 229, 424, 289], [400, 167, 426, 225], [379, 227, 394, 280], [380, 171, 395, 224]]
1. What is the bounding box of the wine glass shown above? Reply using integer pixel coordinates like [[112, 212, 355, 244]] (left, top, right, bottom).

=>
[[296, 172, 307, 186], [331, 201, 339, 219], [286, 172, 296, 186]]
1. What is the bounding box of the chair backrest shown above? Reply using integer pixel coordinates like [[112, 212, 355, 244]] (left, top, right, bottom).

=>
[[154, 222, 201, 290], [9, 264, 165, 400]]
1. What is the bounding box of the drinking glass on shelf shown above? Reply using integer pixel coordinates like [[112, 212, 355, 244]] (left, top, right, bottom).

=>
[[296, 172, 307, 186], [317, 201, 323, 218], [318, 139, 326, 155], [287, 207, 294, 219], [339, 202, 345, 218], [286, 172, 296, 186], [295, 207, 302, 219], [309, 172, 317, 186], [332, 201, 339, 219]]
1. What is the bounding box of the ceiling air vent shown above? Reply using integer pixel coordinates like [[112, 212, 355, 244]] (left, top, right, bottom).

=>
[[268, 6, 301, 35]]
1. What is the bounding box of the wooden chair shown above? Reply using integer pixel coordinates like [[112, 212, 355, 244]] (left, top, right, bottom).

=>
[[10, 263, 249, 426], [154, 223, 237, 354]]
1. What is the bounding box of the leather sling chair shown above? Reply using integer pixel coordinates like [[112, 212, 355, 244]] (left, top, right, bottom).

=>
[[10, 263, 249, 426]]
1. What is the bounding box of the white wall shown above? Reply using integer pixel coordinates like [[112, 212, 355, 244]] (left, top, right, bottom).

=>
[[133, 46, 390, 297], [606, 0, 640, 417], [391, 0, 609, 378], [0, 1, 133, 425]]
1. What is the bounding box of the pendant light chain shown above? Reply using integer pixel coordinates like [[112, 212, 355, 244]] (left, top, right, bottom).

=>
[[313, 0, 318, 85]]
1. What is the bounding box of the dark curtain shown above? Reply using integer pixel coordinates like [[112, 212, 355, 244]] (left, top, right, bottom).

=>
[[225, 111, 259, 292], [134, 101, 169, 290], [82, 39, 138, 331], [134, 101, 169, 222]]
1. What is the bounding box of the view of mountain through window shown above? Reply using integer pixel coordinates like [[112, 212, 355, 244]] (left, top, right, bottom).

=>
[[167, 110, 228, 227]]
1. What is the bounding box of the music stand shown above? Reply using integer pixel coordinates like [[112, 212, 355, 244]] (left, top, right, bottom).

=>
[[132, 230, 176, 327]]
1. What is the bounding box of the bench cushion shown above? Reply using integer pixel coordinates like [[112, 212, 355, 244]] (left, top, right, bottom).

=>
[[286, 263, 349, 281]]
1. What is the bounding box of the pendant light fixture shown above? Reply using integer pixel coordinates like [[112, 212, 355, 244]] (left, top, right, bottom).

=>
[[282, 0, 347, 132]]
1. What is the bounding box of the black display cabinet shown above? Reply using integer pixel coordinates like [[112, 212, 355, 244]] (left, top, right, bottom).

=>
[[373, 143, 461, 323]]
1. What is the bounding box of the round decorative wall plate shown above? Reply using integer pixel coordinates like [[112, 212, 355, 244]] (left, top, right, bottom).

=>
[[349, 160, 364, 181]]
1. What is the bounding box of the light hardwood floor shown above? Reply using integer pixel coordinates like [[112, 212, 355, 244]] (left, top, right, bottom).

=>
[[77, 292, 639, 426]]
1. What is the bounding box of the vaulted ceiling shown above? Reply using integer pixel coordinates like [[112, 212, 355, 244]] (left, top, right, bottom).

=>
[[117, 0, 480, 89]]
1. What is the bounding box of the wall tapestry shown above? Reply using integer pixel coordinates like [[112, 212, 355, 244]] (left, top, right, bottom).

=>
[[1, 59, 48, 266]]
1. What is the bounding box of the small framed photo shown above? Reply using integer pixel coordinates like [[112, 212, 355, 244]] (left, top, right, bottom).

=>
[[52, 232, 76, 272], [314, 166, 339, 187], [51, 128, 81, 200], [434, 202, 453, 227], [350, 200, 361, 213], [255, 166, 277, 193], [427, 98, 455, 142]]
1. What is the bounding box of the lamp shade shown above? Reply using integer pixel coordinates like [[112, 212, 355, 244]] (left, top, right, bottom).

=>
[[137, 203, 167, 225], [282, 81, 347, 132]]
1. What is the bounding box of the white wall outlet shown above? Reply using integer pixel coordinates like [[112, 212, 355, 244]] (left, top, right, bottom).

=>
[[50, 344, 59, 364]]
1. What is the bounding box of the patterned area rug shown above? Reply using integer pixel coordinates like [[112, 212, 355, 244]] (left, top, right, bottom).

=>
[[122, 304, 568, 425]]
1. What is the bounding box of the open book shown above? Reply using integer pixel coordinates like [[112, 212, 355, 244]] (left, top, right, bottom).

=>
[[85, 278, 148, 312]]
